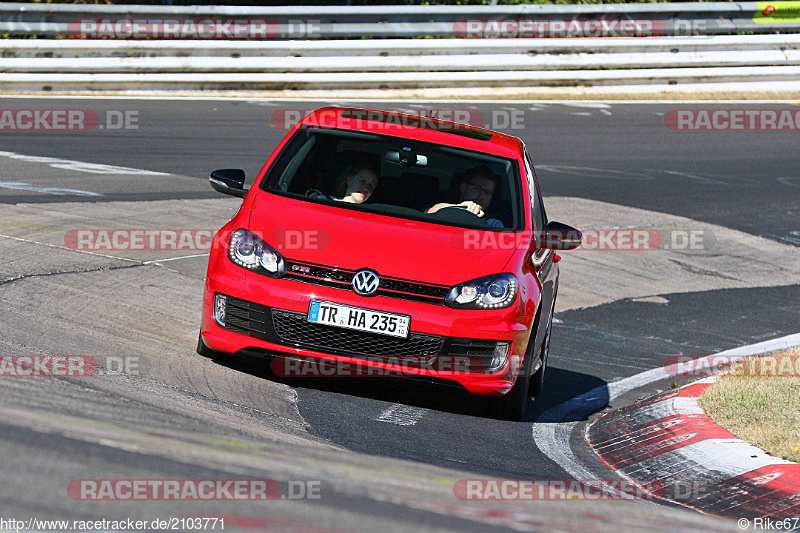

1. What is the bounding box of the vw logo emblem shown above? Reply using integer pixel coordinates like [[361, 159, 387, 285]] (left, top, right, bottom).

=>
[[352, 269, 379, 296]]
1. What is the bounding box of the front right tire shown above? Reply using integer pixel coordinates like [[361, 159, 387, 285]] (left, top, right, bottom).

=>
[[530, 310, 552, 398], [486, 309, 542, 421], [488, 299, 555, 420], [488, 357, 531, 421]]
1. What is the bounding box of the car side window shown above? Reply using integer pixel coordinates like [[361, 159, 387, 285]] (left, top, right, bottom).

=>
[[523, 151, 547, 233], [532, 172, 548, 232]]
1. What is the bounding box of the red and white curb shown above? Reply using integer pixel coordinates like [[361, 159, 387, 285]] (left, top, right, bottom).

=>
[[587, 375, 800, 521]]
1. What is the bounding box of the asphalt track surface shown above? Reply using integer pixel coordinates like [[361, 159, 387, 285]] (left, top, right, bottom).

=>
[[1, 98, 799, 532]]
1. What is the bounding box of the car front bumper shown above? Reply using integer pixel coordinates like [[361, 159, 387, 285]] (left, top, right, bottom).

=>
[[200, 255, 535, 396]]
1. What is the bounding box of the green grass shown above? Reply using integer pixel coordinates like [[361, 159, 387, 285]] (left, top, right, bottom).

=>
[[699, 349, 800, 463]]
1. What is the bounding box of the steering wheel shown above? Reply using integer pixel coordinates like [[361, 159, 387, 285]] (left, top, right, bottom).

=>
[[436, 205, 489, 225], [441, 204, 483, 216], [306, 188, 325, 197]]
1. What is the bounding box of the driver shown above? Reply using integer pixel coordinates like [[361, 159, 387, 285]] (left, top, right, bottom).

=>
[[426, 166, 503, 228], [324, 158, 380, 204]]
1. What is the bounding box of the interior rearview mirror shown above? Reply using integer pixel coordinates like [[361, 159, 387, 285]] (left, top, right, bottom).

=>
[[385, 150, 427, 167], [210, 169, 248, 198]]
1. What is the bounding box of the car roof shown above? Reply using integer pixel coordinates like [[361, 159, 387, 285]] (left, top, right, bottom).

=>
[[298, 107, 525, 159]]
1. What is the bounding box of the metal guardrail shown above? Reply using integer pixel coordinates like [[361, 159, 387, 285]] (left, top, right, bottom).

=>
[[2, 2, 800, 37], [1, 2, 799, 92], [3, 35, 800, 72]]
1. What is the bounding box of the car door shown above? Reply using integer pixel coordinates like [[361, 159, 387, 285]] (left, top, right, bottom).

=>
[[523, 149, 557, 356]]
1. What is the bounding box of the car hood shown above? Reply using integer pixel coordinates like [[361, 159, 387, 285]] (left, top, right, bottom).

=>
[[249, 195, 520, 286]]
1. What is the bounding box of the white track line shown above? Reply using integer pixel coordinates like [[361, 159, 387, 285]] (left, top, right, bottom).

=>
[[0, 150, 167, 175], [531, 332, 800, 481], [0, 181, 103, 196], [142, 253, 210, 264], [376, 404, 427, 426]]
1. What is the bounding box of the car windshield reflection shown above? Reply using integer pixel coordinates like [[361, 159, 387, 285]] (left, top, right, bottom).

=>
[[262, 127, 524, 231]]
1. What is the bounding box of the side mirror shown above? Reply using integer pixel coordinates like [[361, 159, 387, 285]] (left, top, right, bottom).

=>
[[210, 169, 248, 198], [540, 221, 582, 250]]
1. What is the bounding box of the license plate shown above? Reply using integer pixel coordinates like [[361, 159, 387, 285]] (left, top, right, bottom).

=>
[[307, 300, 410, 339]]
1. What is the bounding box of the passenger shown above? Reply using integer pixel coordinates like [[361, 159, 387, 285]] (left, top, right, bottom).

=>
[[334, 158, 380, 204], [426, 165, 503, 228]]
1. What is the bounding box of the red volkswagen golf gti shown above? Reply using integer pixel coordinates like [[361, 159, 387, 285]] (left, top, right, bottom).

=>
[[198, 107, 580, 420]]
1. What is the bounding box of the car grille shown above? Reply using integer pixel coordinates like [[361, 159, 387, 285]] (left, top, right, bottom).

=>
[[283, 259, 449, 305], [271, 309, 445, 358]]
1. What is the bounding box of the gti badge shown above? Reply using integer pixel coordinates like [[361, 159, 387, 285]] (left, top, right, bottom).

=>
[[352, 269, 379, 296]]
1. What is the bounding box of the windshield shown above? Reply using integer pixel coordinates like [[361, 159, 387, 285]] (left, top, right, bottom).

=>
[[260, 126, 524, 231]]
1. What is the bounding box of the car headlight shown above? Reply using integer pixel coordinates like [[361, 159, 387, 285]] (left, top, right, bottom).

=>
[[228, 228, 285, 277], [445, 273, 518, 309]]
